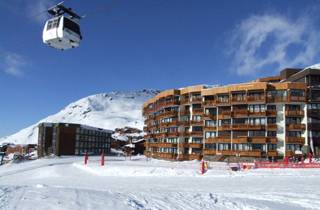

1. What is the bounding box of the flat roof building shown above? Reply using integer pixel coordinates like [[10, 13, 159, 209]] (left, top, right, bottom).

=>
[[38, 123, 112, 157], [143, 66, 320, 161]]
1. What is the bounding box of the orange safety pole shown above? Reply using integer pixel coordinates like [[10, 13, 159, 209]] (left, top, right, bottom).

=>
[[101, 152, 105, 166]]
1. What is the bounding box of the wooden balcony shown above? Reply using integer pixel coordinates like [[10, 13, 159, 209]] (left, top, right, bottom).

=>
[[266, 110, 277, 116], [205, 137, 219, 144], [218, 150, 236, 156], [267, 124, 277, 130], [203, 149, 216, 155], [146, 142, 159, 147], [267, 96, 287, 103], [203, 125, 217, 131], [289, 96, 306, 102], [189, 143, 203, 148], [190, 97, 202, 103], [179, 131, 190, 137], [231, 97, 247, 104], [217, 112, 231, 119], [285, 110, 304, 117], [144, 134, 155, 139], [232, 137, 248, 143], [249, 137, 267, 144], [180, 98, 190, 104], [190, 131, 203, 136], [286, 137, 305, 144], [203, 100, 216, 106], [218, 124, 232, 131], [151, 152, 178, 159], [232, 109, 248, 118], [158, 142, 177, 148], [164, 100, 180, 107], [217, 150, 261, 157], [216, 100, 230, 106], [247, 95, 265, 103], [267, 150, 278, 157], [232, 124, 248, 130], [188, 153, 202, 160], [190, 120, 203, 126], [248, 111, 266, 117], [286, 124, 306, 130], [179, 120, 190, 126], [159, 120, 179, 127], [267, 137, 278, 144], [203, 113, 216, 120], [157, 110, 178, 118], [166, 132, 180, 138], [238, 150, 261, 157], [248, 124, 265, 130], [180, 110, 190, 116], [192, 108, 203, 114]]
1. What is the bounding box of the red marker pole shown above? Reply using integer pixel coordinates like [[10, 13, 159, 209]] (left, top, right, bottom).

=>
[[101, 152, 105, 166], [201, 159, 205, 175], [84, 152, 88, 165]]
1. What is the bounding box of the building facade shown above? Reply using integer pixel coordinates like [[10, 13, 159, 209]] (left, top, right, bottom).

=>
[[143, 67, 320, 161], [38, 123, 112, 157]]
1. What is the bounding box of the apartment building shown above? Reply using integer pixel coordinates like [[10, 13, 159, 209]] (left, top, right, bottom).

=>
[[38, 123, 112, 157], [143, 67, 320, 161]]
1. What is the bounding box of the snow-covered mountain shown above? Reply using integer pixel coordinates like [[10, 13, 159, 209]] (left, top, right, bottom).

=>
[[0, 90, 159, 145]]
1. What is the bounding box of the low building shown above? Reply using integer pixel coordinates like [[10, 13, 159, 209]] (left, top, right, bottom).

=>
[[38, 123, 112, 157]]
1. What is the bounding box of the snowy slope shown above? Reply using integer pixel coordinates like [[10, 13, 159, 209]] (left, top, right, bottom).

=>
[[0, 90, 158, 145], [1, 156, 320, 210]]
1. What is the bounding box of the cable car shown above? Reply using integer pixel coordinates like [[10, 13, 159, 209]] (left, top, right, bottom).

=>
[[42, 2, 82, 50]]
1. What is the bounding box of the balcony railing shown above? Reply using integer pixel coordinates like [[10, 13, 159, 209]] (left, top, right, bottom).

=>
[[289, 96, 306, 102], [286, 136, 305, 144], [190, 131, 203, 136], [216, 99, 230, 105], [267, 124, 277, 130], [203, 113, 216, 120], [285, 110, 304, 116], [286, 124, 306, 130], [231, 124, 265, 130], [180, 110, 190, 116], [192, 108, 203, 114], [248, 111, 266, 116], [247, 95, 265, 102], [188, 143, 203, 148], [267, 96, 287, 103], [218, 124, 232, 130], [190, 97, 202, 103], [231, 97, 247, 104], [267, 151, 278, 157], [266, 110, 277, 116], [232, 109, 248, 117], [232, 137, 248, 143], [203, 100, 216, 106], [203, 125, 217, 131], [190, 120, 203, 126], [203, 149, 216, 155]]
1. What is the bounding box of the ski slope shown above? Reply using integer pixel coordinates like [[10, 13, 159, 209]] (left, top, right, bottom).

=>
[[1, 156, 320, 210]]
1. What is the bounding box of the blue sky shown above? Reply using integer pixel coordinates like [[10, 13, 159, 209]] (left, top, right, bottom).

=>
[[1, 0, 320, 137]]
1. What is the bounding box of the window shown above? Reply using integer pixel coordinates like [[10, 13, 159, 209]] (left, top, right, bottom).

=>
[[205, 131, 216, 138], [64, 17, 81, 35]]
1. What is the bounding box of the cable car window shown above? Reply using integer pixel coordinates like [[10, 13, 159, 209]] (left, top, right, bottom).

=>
[[63, 18, 81, 35], [47, 18, 60, 31], [47, 21, 53, 30]]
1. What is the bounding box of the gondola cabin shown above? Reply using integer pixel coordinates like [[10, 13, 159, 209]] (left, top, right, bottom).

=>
[[42, 16, 82, 50]]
